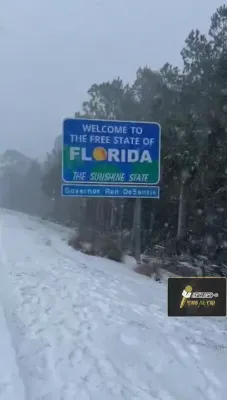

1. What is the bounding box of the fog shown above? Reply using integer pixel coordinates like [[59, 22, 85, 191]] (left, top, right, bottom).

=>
[[0, 0, 222, 158]]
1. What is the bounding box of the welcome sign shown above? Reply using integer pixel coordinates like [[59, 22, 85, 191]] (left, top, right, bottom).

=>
[[62, 118, 161, 186]]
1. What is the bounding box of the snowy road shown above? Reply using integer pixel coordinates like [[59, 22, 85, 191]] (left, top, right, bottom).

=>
[[0, 209, 227, 400]]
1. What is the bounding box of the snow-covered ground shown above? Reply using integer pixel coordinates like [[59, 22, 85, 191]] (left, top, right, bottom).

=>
[[0, 209, 226, 400]]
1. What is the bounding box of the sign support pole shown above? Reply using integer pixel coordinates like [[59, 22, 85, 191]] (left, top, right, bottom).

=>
[[79, 198, 87, 235], [135, 198, 141, 264]]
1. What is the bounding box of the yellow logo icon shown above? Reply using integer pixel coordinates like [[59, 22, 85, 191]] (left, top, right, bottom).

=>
[[92, 147, 107, 161], [180, 285, 193, 308]]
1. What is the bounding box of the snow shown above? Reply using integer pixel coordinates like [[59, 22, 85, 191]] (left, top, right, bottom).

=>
[[0, 304, 25, 400], [0, 209, 227, 400]]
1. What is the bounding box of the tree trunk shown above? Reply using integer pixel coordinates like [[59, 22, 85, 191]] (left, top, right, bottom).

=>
[[110, 200, 117, 229], [118, 201, 124, 253], [177, 179, 189, 242], [176, 167, 194, 258], [135, 198, 141, 264]]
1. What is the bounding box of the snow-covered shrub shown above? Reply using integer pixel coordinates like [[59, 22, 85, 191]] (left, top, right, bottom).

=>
[[134, 261, 162, 281], [68, 229, 123, 262], [68, 230, 123, 262], [68, 233, 81, 250], [97, 234, 123, 262]]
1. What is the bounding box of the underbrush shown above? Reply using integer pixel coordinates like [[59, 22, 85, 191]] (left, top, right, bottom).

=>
[[68, 229, 123, 262]]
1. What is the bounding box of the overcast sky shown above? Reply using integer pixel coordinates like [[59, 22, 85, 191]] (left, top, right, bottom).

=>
[[0, 0, 223, 159]]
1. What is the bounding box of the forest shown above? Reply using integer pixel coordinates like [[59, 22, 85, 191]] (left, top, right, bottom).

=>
[[1, 5, 227, 275]]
